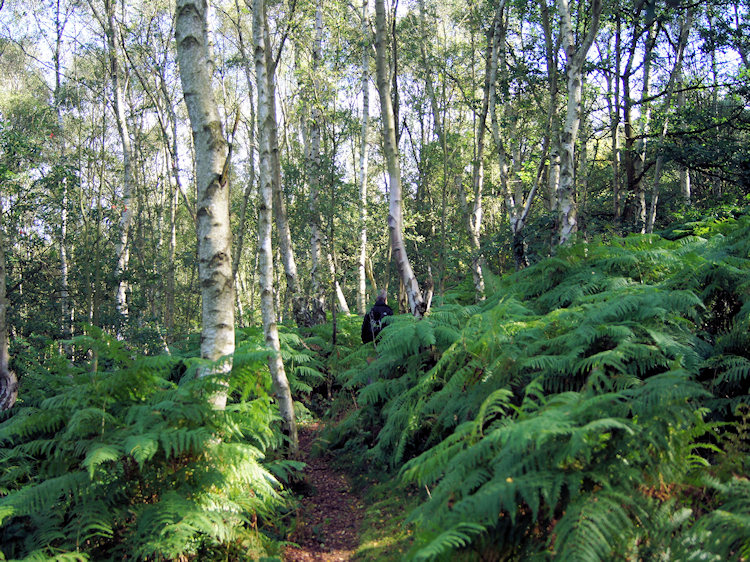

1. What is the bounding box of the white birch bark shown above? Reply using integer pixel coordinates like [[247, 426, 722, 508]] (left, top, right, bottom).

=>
[[556, 0, 602, 246], [421, 0, 486, 297], [254, 0, 298, 453], [327, 252, 351, 315], [0, 212, 17, 411], [231, 22, 258, 290], [307, 0, 327, 325], [253, 4, 308, 328], [540, 0, 560, 225], [357, 0, 370, 315], [175, 0, 235, 410], [375, 0, 426, 317], [53, 1, 73, 350], [646, 8, 693, 233], [634, 22, 656, 233], [678, 67, 690, 206], [87, 0, 135, 324]]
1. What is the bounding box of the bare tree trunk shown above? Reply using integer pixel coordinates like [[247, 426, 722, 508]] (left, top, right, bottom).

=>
[[176, 0, 235, 410], [357, 0, 370, 315], [678, 66, 690, 206], [0, 214, 17, 411], [254, 0, 298, 454], [556, 0, 602, 246], [633, 22, 656, 233], [540, 0, 560, 241], [646, 7, 693, 233], [166, 158, 177, 337], [255, 4, 308, 329], [232, 0, 259, 315], [88, 0, 135, 326], [606, 8, 623, 223], [53, 0, 73, 353], [375, 0, 426, 317], [306, 0, 327, 325]]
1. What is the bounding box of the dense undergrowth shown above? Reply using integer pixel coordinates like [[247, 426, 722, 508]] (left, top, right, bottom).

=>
[[0, 327, 321, 560], [324, 211, 750, 561], [2, 210, 750, 560]]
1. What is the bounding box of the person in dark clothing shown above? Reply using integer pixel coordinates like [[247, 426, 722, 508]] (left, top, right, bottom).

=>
[[361, 289, 393, 344]]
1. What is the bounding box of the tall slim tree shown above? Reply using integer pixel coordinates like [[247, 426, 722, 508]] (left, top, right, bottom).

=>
[[305, 0, 327, 325], [254, 0, 298, 453], [357, 0, 370, 315], [87, 0, 135, 324], [646, 6, 693, 233], [0, 208, 17, 411], [374, 0, 426, 317], [175, 0, 235, 409], [51, 0, 74, 350], [556, 0, 602, 245], [251, 0, 309, 328]]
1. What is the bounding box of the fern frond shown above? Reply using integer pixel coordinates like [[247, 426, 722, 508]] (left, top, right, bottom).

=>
[[412, 522, 486, 561]]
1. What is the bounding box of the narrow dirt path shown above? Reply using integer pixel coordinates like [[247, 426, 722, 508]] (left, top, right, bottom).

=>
[[284, 422, 364, 562]]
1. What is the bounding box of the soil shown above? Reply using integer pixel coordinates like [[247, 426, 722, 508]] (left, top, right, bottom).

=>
[[284, 422, 364, 562]]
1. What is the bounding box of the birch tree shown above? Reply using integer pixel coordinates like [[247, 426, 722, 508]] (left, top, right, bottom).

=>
[[175, 0, 235, 409], [86, 0, 135, 324], [305, 0, 327, 325], [357, 0, 370, 315], [540, 0, 561, 231], [51, 0, 74, 350], [254, 0, 309, 329], [0, 210, 17, 411], [646, 6, 694, 233], [254, 0, 298, 453], [374, 0, 426, 317], [556, 0, 602, 245], [490, 2, 539, 270]]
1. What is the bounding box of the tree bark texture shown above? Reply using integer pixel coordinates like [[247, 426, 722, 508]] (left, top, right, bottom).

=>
[[306, 0, 327, 325], [175, 0, 235, 410], [0, 220, 17, 411], [556, 0, 602, 246], [375, 0, 426, 317], [357, 0, 370, 315], [88, 0, 136, 324], [254, 3, 309, 329], [646, 7, 693, 233], [540, 0, 560, 229], [53, 1, 73, 351], [254, 0, 299, 454]]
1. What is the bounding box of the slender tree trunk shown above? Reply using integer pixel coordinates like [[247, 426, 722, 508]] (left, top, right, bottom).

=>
[[357, 0, 370, 315], [678, 68, 690, 205], [540, 0, 560, 240], [556, 0, 602, 246], [232, 0, 258, 312], [646, 7, 693, 233], [175, 0, 235, 410], [465, 7, 498, 285], [53, 0, 73, 352], [611, 8, 623, 223], [375, 0, 426, 317], [633, 22, 656, 233], [88, 0, 135, 325], [254, 3, 308, 329], [307, 0, 327, 325], [166, 158, 177, 337], [0, 213, 17, 411], [492, 2, 533, 269], [254, 0, 298, 454]]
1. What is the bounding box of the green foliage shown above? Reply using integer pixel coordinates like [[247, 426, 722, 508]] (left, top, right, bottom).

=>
[[0, 328, 299, 561], [327, 212, 750, 560]]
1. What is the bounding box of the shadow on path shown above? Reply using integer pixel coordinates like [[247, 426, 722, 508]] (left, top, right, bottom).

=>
[[284, 422, 363, 562]]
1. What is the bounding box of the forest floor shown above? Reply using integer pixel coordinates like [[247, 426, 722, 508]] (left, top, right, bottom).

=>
[[283, 422, 364, 561]]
